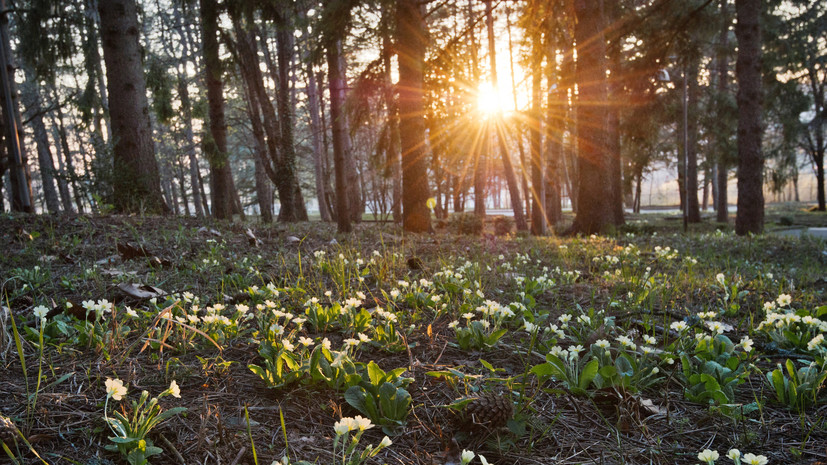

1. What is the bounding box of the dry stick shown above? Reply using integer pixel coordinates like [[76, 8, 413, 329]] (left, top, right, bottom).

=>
[[159, 434, 186, 465], [229, 447, 246, 465]]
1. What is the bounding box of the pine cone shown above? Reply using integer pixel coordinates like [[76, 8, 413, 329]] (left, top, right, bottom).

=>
[[461, 393, 513, 431]]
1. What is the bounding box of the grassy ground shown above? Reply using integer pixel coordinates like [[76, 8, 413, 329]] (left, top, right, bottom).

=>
[[1, 209, 826, 465]]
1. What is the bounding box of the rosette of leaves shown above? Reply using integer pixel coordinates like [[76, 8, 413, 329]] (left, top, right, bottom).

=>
[[680, 334, 751, 406], [766, 359, 827, 412], [344, 362, 413, 435]]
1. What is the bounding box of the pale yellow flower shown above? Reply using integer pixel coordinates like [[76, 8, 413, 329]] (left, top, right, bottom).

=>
[[105, 378, 127, 401]]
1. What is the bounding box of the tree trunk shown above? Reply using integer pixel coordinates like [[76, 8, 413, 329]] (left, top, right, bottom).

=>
[[327, 38, 352, 233], [734, 0, 764, 235], [529, 36, 545, 235], [686, 59, 701, 223], [485, 0, 527, 232], [0, 1, 32, 213], [200, 0, 237, 220], [714, 0, 732, 223], [306, 60, 331, 222], [98, 0, 166, 214], [468, 0, 485, 221], [396, 0, 432, 233], [21, 65, 60, 214], [275, 21, 306, 222], [607, 36, 625, 226], [571, 0, 612, 234], [173, 4, 204, 218]]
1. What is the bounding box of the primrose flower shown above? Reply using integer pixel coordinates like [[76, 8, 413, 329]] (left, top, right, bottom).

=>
[[594, 339, 610, 349], [460, 450, 475, 465], [727, 449, 741, 460], [462, 312, 475, 320], [105, 378, 128, 401], [479, 455, 490, 465], [33, 305, 49, 319], [523, 320, 537, 333], [716, 273, 726, 285], [126, 307, 138, 318], [352, 415, 373, 431], [742, 453, 768, 465], [358, 333, 371, 343], [807, 334, 824, 351], [322, 338, 332, 350], [334, 418, 353, 435], [299, 336, 313, 347], [670, 321, 688, 332], [282, 339, 295, 352], [378, 436, 392, 448], [698, 449, 720, 464], [763, 301, 776, 312], [448, 320, 460, 329], [739, 336, 754, 352], [644, 335, 656, 345], [168, 380, 181, 398], [776, 294, 792, 307], [344, 338, 360, 348]]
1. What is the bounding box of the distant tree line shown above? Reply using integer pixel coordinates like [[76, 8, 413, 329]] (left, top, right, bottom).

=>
[[0, 0, 823, 235]]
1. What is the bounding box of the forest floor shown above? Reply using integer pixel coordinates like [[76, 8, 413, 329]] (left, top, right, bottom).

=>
[[1, 206, 827, 465]]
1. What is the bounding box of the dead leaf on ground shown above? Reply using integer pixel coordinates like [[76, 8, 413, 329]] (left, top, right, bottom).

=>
[[286, 235, 301, 244], [95, 255, 121, 266], [198, 226, 222, 237], [117, 242, 151, 260], [245, 228, 262, 247], [117, 283, 166, 300]]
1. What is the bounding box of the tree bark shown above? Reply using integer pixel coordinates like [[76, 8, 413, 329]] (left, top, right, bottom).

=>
[[529, 31, 545, 235], [734, 0, 764, 235], [571, 0, 612, 234], [98, 0, 166, 214], [200, 0, 237, 220], [716, 0, 730, 223], [21, 65, 60, 213], [686, 59, 701, 223], [396, 0, 432, 232], [327, 38, 352, 233], [275, 20, 306, 221]]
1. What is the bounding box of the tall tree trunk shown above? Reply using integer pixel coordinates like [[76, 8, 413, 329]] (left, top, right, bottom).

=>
[[382, 4, 402, 224], [571, 0, 611, 234], [327, 38, 352, 233], [529, 23, 545, 236], [306, 57, 332, 222], [49, 123, 73, 213], [21, 66, 60, 213], [0, 1, 32, 213], [275, 20, 307, 221], [200, 0, 237, 219], [734, 0, 764, 235], [98, 0, 166, 214], [607, 35, 625, 226], [686, 58, 701, 223], [484, 0, 527, 232], [396, 0, 432, 232], [173, 4, 204, 218], [49, 93, 84, 213], [506, 6, 531, 221], [468, 0, 485, 221]]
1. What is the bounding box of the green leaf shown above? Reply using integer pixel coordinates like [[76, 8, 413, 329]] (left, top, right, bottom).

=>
[[367, 361, 385, 386], [580, 359, 599, 390]]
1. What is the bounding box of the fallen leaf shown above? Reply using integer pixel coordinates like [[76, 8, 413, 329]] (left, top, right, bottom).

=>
[[286, 235, 301, 244], [245, 228, 262, 247], [117, 283, 166, 300], [198, 226, 222, 237], [117, 242, 151, 260]]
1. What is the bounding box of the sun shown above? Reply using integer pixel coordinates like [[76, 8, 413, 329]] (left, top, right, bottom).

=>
[[476, 82, 506, 117]]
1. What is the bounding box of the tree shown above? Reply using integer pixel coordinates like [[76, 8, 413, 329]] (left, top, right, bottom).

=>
[[570, 0, 612, 234], [98, 0, 166, 213], [200, 0, 239, 220], [484, 0, 527, 232], [734, 0, 764, 235], [396, 0, 431, 232]]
